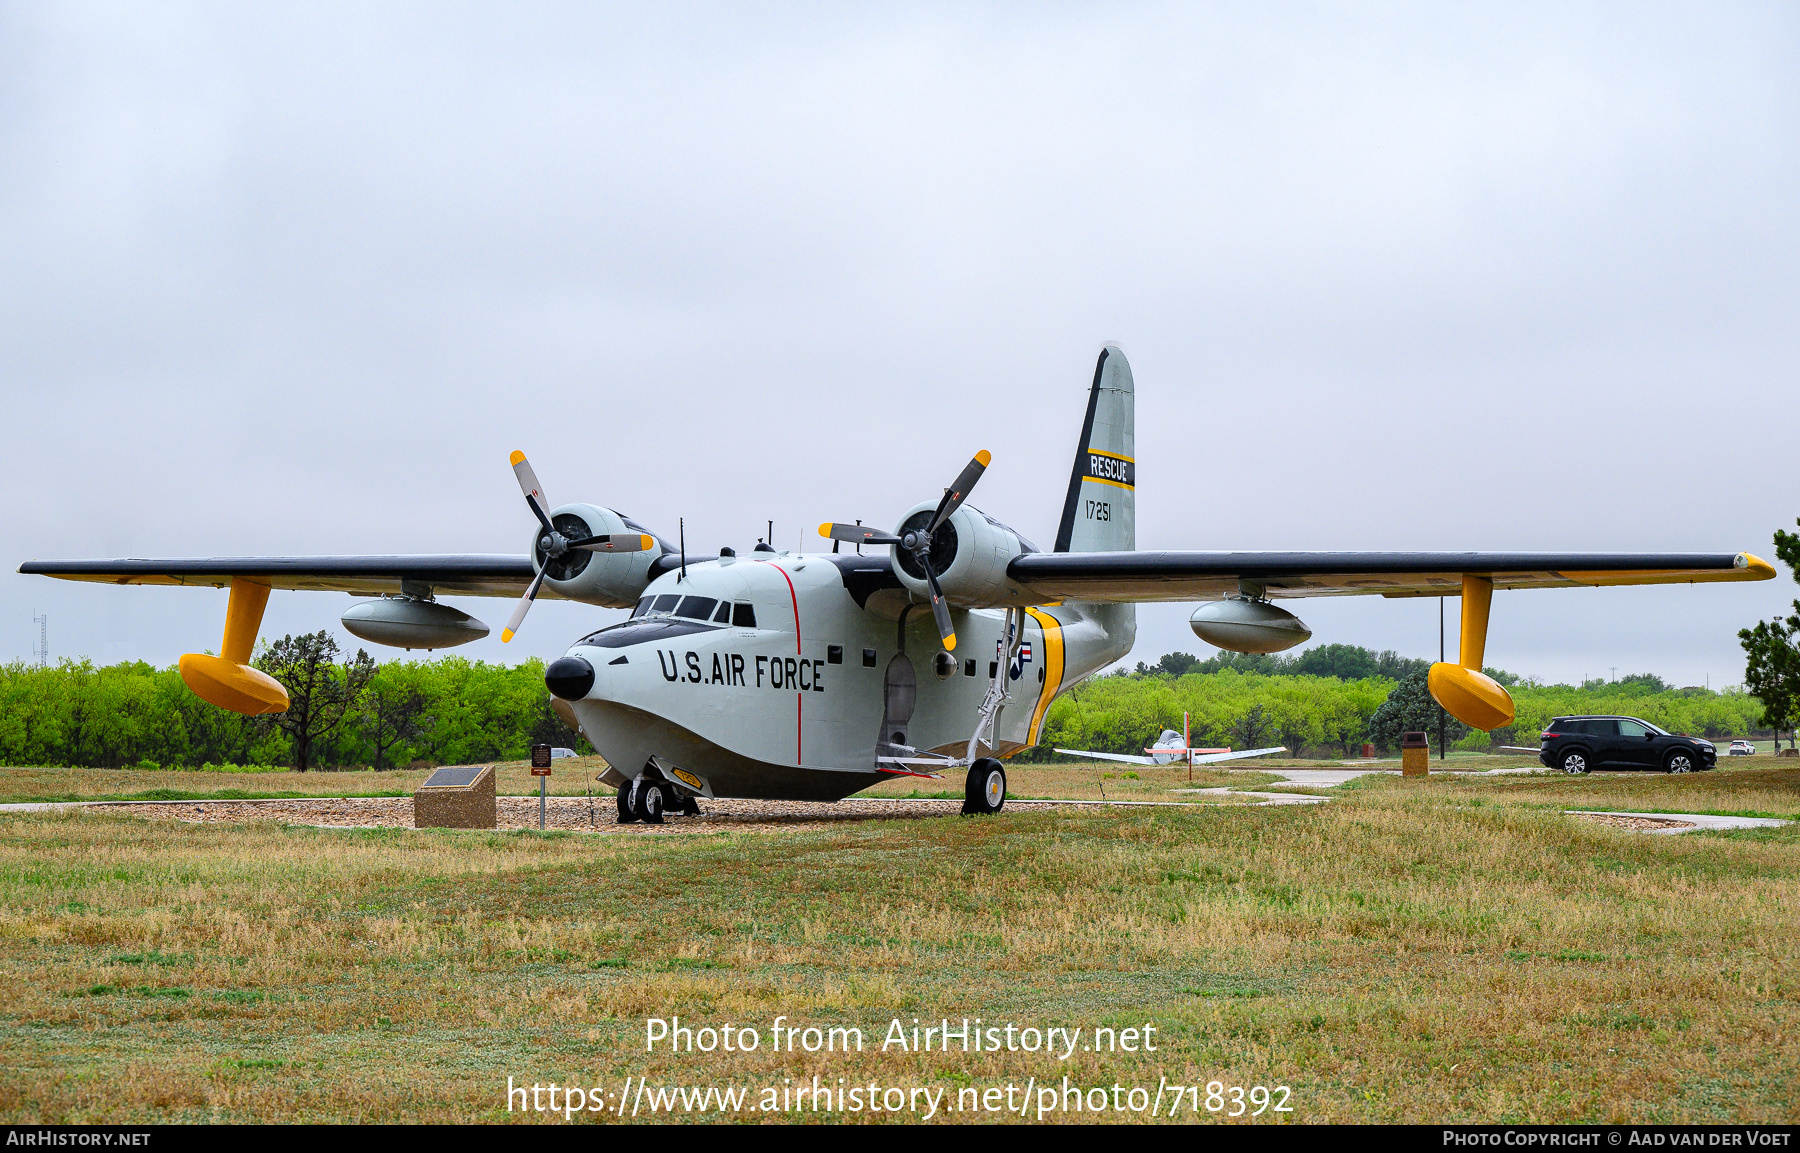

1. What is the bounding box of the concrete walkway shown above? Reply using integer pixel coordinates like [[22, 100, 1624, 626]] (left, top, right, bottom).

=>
[[1564, 809, 1791, 835], [1170, 787, 1329, 806], [1225, 766, 1545, 788]]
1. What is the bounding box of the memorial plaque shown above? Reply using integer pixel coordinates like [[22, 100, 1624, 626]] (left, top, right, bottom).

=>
[[421, 765, 485, 789], [413, 764, 496, 828], [530, 744, 552, 769]]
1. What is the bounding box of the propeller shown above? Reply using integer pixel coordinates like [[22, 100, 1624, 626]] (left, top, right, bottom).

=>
[[819, 449, 990, 652], [502, 450, 655, 642]]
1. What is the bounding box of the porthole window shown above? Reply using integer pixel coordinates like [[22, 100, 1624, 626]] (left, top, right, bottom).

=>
[[862, 648, 877, 668], [827, 645, 843, 665], [933, 650, 957, 681], [964, 659, 977, 677]]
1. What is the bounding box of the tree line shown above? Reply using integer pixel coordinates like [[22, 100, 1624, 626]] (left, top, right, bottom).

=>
[[0, 632, 579, 771], [1028, 652, 1772, 761], [0, 630, 1784, 770]]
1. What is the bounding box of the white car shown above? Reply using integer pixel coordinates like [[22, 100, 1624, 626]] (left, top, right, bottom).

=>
[[1728, 740, 1756, 756], [550, 747, 579, 759]]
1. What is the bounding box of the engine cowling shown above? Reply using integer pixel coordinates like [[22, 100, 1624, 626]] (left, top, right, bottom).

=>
[[890, 501, 1035, 607], [533, 503, 669, 608]]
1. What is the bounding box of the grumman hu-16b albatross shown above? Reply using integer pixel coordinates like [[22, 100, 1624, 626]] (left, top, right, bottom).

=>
[[22, 346, 1776, 822]]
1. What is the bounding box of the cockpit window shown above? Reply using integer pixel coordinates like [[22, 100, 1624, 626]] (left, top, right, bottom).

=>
[[652, 594, 681, 613], [631, 596, 654, 618], [732, 603, 757, 628], [711, 601, 732, 623], [676, 596, 718, 621]]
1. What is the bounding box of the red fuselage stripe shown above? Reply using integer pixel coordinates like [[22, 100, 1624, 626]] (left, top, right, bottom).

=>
[[772, 564, 803, 764]]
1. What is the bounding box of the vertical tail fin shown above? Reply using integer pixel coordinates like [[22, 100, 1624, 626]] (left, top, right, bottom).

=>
[[1053, 345, 1136, 554]]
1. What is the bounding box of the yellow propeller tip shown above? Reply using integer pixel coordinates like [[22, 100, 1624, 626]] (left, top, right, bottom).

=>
[[944, 635, 957, 651], [500, 629, 515, 643], [640, 535, 654, 550], [508, 450, 526, 466], [817, 523, 833, 538], [974, 450, 991, 467]]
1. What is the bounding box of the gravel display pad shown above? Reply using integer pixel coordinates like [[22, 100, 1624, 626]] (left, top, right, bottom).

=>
[[1568, 812, 1698, 832], [87, 795, 1095, 834]]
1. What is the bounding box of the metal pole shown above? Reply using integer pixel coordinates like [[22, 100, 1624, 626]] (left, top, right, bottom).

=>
[[539, 775, 546, 830], [1438, 596, 1447, 761]]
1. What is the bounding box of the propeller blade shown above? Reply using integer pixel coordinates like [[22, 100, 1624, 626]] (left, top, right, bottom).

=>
[[568, 533, 656, 553], [921, 555, 956, 652], [500, 568, 546, 643], [819, 523, 903, 546], [928, 449, 991, 533], [509, 450, 555, 533]]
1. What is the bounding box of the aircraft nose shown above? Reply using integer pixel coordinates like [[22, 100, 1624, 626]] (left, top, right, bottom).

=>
[[545, 655, 595, 701]]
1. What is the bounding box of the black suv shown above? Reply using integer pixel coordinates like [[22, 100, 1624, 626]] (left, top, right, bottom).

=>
[[1539, 716, 1716, 774]]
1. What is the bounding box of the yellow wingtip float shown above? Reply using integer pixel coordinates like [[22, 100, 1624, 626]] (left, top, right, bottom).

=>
[[1427, 573, 1515, 731], [176, 578, 289, 715], [1428, 664, 1515, 731], [178, 654, 289, 715]]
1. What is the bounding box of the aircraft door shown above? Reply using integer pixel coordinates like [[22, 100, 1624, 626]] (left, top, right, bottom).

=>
[[879, 654, 917, 754]]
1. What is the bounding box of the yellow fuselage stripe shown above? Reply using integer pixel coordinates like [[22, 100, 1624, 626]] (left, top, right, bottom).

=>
[[1081, 476, 1135, 491], [1024, 607, 1065, 744]]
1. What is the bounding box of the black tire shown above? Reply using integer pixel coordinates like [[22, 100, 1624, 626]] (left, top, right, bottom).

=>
[[963, 758, 1006, 815], [1559, 749, 1591, 775], [615, 784, 637, 824], [1664, 750, 1696, 774], [632, 780, 665, 824], [656, 782, 694, 817]]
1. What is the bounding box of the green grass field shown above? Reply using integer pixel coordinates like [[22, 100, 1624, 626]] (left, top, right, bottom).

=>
[[1, 758, 1795, 1124]]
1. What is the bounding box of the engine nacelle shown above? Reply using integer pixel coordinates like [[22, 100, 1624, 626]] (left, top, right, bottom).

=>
[[1189, 598, 1312, 654], [534, 503, 668, 609], [890, 501, 1035, 607]]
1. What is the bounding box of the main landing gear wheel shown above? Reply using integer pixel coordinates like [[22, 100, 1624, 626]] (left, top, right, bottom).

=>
[[963, 758, 1006, 816], [615, 784, 636, 824], [1665, 751, 1696, 774], [1560, 751, 1590, 775]]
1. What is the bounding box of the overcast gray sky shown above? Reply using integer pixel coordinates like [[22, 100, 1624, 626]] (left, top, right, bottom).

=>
[[4, 2, 1796, 688]]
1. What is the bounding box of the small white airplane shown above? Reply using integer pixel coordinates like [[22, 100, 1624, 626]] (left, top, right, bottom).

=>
[[1057, 712, 1285, 768], [22, 346, 1775, 822]]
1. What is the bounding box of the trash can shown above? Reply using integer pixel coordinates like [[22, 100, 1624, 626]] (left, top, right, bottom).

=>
[[1400, 731, 1429, 778], [1361, 743, 1375, 760]]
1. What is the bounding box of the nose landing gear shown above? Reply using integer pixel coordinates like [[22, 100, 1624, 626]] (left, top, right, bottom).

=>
[[616, 779, 664, 824], [615, 775, 702, 825]]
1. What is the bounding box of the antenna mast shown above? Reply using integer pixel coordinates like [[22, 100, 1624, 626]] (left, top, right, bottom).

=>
[[32, 611, 47, 668]]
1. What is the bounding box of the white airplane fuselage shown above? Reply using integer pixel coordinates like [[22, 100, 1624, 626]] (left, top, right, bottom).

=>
[[561, 550, 1132, 800]]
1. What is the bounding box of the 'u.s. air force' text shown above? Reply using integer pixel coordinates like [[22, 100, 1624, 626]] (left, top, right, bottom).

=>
[[658, 651, 826, 692]]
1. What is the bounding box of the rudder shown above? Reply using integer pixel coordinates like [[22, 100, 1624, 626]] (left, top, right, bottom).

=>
[[1053, 345, 1136, 554]]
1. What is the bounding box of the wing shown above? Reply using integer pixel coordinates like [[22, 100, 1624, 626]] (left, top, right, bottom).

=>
[[1006, 550, 1775, 603], [18, 555, 545, 598], [1052, 748, 1158, 765], [1189, 746, 1287, 764]]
